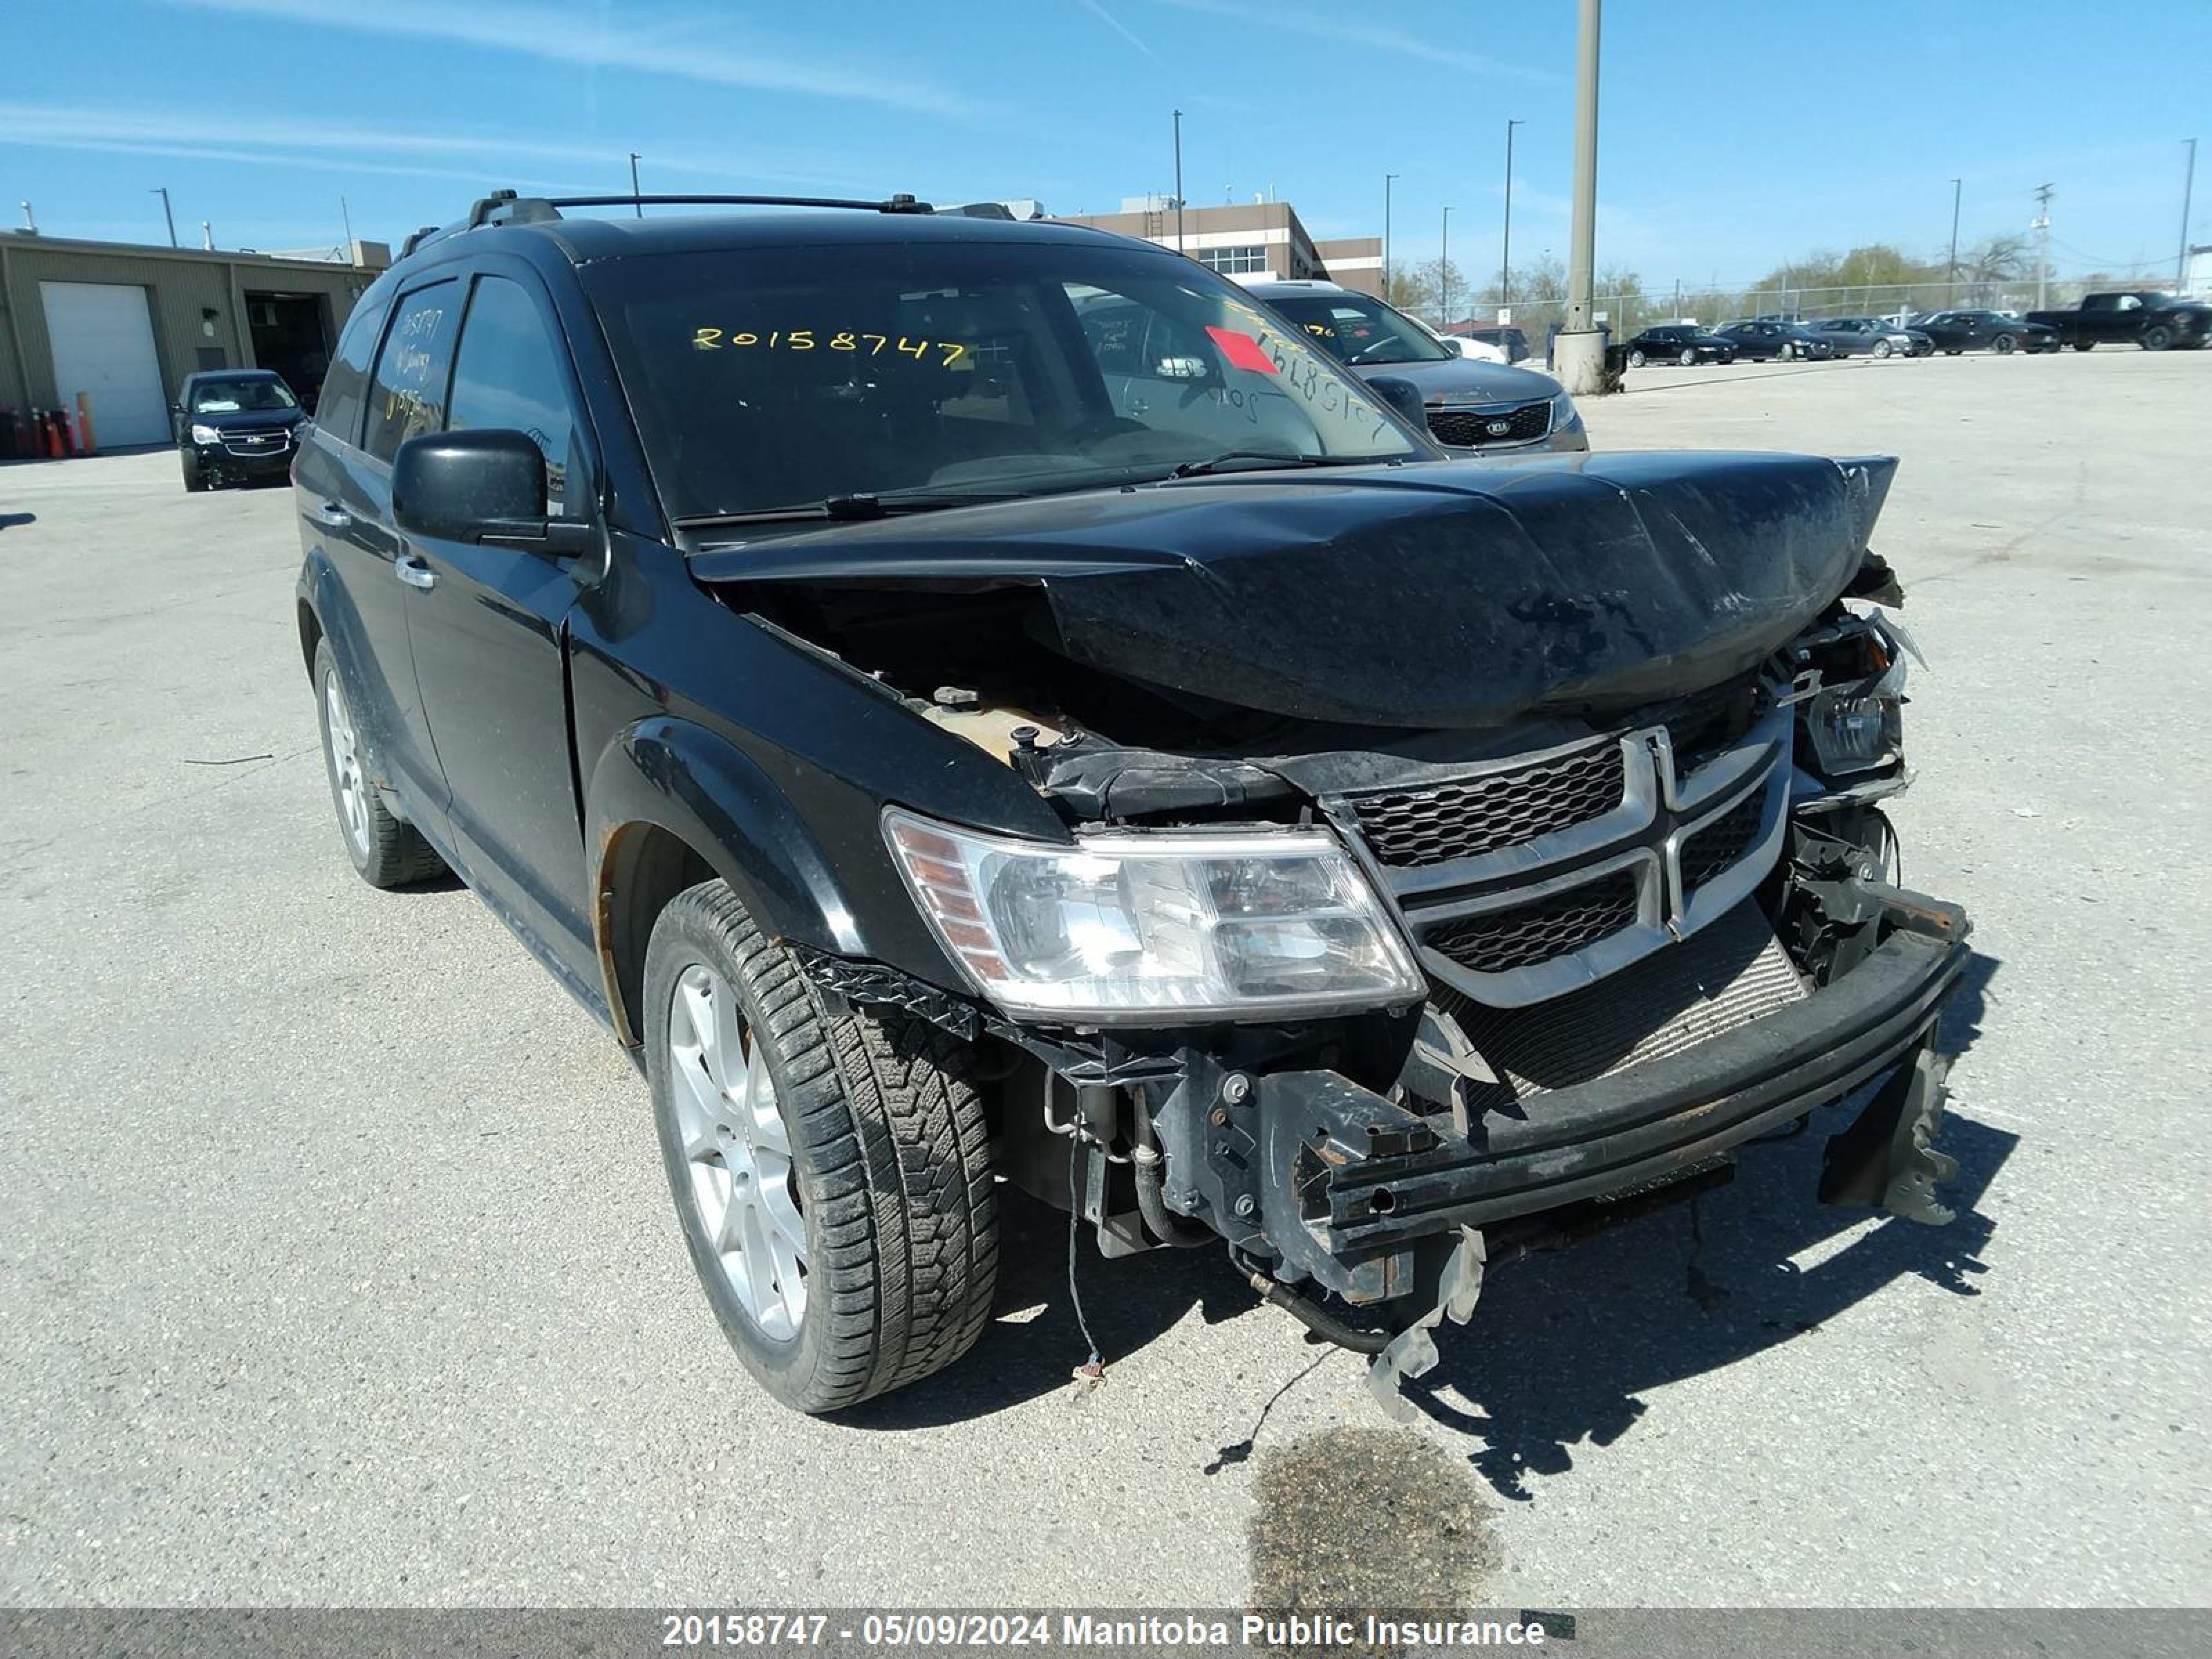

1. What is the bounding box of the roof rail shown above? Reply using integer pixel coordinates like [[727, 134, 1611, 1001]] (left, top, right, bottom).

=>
[[398, 190, 937, 261]]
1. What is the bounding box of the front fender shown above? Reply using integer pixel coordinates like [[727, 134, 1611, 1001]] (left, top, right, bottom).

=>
[[586, 715, 868, 960]]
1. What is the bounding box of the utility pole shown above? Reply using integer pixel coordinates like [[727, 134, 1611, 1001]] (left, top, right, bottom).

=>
[[2182, 139, 2198, 288], [150, 186, 177, 247], [1440, 206, 1452, 326], [1384, 172, 1398, 299], [1172, 110, 1185, 254], [1501, 117, 1524, 317], [1557, 0, 1604, 393], [1947, 177, 1962, 298], [629, 153, 643, 217], [2032, 182, 2054, 312]]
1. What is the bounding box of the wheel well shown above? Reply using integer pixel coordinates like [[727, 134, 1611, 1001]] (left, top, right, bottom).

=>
[[297, 599, 324, 679], [598, 822, 717, 1047]]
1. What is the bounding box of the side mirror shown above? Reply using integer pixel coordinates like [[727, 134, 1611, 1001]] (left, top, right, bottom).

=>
[[391, 429, 594, 556], [1365, 374, 1430, 433]]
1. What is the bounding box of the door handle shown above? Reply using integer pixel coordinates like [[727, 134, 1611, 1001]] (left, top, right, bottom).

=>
[[394, 554, 437, 591], [312, 500, 353, 530]]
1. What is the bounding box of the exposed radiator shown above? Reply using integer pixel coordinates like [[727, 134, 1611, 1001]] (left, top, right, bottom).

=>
[[1433, 900, 1808, 1115]]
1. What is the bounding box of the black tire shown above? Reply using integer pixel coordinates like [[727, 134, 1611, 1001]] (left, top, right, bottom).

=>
[[2141, 324, 2173, 352], [1627, 348, 1647, 368], [644, 879, 997, 1414], [1991, 332, 2016, 355], [182, 453, 209, 493], [1677, 347, 1696, 367], [1945, 348, 1962, 356], [1873, 339, 1893, 359], [2074, 339, 2096, 352], [312, 639, 447, 888]]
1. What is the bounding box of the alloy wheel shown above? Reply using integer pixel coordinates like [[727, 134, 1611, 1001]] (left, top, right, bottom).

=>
[[323, 671, 371, 857], [666, 962, 808, 1340]]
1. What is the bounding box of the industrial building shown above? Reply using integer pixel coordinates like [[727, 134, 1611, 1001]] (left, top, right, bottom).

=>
[[0, 232, 388, 451], [1051, 197, 1382, 294]]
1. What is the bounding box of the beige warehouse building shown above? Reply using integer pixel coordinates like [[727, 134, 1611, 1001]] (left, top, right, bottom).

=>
[[0, 232, 387, 450]]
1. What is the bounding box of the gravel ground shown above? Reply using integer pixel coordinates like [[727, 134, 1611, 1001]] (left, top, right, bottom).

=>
[[1, 348, 2205, 1609]]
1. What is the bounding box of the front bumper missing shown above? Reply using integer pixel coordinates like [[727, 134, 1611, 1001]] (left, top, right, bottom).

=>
[[1151, 895, 1971, 1308]]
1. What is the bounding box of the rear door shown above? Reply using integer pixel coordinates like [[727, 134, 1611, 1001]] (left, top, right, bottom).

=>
[[402, 264, 602, 992], [295, 285, 453, 823]]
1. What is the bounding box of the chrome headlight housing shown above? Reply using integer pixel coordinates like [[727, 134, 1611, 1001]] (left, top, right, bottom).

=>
[[884, 810, 1423, 1022], [1548, 388, 1580, 431], [189, 422, 221, 444], [1803, 611, 1916, 775]]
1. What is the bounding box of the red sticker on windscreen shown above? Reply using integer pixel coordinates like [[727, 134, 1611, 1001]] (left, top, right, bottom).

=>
[[1206, 326, 1280, 375]]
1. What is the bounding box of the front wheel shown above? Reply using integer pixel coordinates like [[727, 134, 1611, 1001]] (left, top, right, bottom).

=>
[[645, 881, 997, 1414], [1627, 348, 1647, 368], [1873, 339, 1894, 359], [181, 452, 209, 493], [1677, 347, 1697, 367], [1945, 348, 1962, 356], [1991, 333, 2016, 355], [2074, 339, 2096, 352], [2141, 325, 2174, 351]]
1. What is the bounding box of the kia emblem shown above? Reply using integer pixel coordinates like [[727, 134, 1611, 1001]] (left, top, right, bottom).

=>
[[1485, 419, 1512, 437]]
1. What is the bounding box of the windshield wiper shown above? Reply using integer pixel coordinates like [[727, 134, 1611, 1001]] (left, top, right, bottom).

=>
[[1165, 450, 1343, 479], [674, 490, 1018, 529]]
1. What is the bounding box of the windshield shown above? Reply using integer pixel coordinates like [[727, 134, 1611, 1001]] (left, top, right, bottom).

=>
[[1263, 294, 1455, 368], [585, 240, 1430, 521], [191, 377, 296, 414]]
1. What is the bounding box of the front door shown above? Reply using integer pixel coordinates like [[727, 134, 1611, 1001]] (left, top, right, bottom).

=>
[[401, 268, 602, 995]]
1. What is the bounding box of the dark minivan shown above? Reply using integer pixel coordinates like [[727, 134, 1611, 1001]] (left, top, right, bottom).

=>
[[293, 190, 1972, 1417]]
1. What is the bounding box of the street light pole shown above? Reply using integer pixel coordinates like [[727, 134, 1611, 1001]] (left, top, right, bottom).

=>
[[150, 186, 177, 248], [2182, 138, 2198, 288], [629, 153, 643, 217], [1947, 177, 1962, 299], [2032, 182, 2054, 312], [1441, 206, 1452, 326], [1557, 0, 1604, 393], [1384, 172, 1398, 299], [1501, 118, 1524, 317], [1172, 109, 1185, 254]]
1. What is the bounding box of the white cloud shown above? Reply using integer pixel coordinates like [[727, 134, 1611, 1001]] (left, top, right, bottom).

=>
[[1147, 0, 1552, 82], [1075, 0, 1159, 59], [159, 0, 977, 118]]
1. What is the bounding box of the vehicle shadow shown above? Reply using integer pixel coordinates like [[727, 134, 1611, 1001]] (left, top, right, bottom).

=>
[[0, 512, 34, 530], [834, 1183, 1253, 1430], [1406, 949, 2014, 1499]]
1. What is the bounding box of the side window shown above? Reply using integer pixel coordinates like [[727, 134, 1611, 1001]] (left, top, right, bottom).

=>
[[313, 292, 391, 449], [447, 275, 585, 514], [363, 279, 460, 465]]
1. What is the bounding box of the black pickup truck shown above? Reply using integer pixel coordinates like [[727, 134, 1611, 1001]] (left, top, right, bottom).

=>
[[294, 190, 1973, 1416], [2025, 290, 2212, 351]]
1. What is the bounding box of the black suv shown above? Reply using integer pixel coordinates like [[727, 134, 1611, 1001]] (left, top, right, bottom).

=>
[[295, 191, 1973, 1415], [176, 368, 306, 491]]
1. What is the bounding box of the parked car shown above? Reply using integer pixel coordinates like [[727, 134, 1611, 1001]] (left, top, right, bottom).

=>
[[1809, 317, 1928, 359], [1448, 323, 1532, 362], [1623, 324, 1738, 367], [1906, 310, 2060, 355], [1245, 280, 1585, 453], [1414, 315, 1509, 364], [173, 368, 306, 491], [296, 189, 1970, 1416], [2024, 290, 2212, 351], [1715, 320, 1833, 361]]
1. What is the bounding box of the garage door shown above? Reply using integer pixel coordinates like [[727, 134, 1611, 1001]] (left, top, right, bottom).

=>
[[40, 281, 170, 447]]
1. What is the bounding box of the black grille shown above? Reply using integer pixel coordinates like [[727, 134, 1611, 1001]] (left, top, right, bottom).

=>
[[1345, 742, 1624, 867], [1660, 677, 1754, 763], [1679, 791, 1768, 894], [1426, 400, 1550, 447], [1422, 872, 1640, 975]]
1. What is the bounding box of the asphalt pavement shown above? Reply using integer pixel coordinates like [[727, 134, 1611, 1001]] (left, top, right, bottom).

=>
[[1, 348, 2205, 1609]]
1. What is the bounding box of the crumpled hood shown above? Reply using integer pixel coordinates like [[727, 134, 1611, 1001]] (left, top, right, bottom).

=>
[[691, 450, 1897, 729]]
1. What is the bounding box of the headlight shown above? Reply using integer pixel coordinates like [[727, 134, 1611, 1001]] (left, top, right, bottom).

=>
[[1804, 638, 1908, 775], [189, 423, 221, 444], [1549, 388, 1580, 430], [883, 810, 1423, 1021]]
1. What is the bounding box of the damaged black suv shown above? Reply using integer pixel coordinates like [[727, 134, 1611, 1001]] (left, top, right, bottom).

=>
[[294, 191, 1971, 1414]]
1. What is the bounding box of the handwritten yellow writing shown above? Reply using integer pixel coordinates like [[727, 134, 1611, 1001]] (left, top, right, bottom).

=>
[[690, 327, 967, 365]]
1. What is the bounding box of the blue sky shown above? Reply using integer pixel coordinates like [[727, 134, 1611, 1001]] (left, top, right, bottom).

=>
[[5, 0, 2205, 288]]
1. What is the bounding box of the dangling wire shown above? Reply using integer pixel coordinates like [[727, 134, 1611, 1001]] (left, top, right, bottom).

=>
[[1067, 1133, 1104, 1380]]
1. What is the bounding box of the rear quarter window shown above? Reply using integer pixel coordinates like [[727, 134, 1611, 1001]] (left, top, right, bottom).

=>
[[312, 294, 391, 449]]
